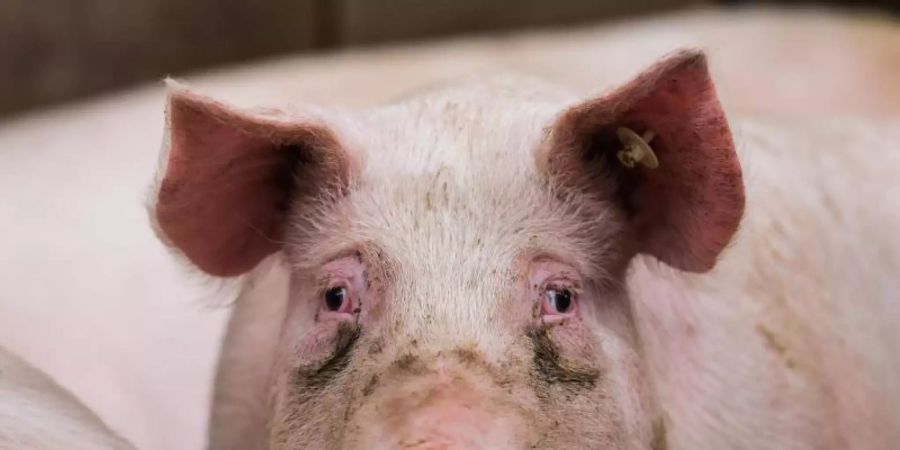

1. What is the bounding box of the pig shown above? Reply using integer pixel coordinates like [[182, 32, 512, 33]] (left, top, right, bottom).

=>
[[150, 49, 900, 449], [0, 345, 135, 449], [152, 51, 900, 450], [2, 9, 899, 450]]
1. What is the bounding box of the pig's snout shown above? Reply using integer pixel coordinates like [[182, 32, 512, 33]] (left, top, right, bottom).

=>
[[388, 385, 506, 449], [354, 353, 526, 450]]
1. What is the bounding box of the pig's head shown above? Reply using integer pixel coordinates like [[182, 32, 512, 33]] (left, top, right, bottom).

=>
[[152, 50, 743, 449]]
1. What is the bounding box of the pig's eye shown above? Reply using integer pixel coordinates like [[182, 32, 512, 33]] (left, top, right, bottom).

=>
[[542, 287, 576, 316], [323, 286, 351, 313]]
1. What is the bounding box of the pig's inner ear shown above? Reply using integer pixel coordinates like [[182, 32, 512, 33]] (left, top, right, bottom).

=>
[[542, 50, 745, 273], [154, 89, 352, 277]]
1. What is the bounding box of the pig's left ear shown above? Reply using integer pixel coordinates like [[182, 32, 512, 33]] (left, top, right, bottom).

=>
[[540, 50, 744, 273], [152, 85, 354, 277]]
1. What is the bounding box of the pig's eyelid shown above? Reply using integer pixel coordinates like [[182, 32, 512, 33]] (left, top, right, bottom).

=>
[[541, 277, 582, 293], [528, 251, 589, 275], [314, 272, 331, 288], [317, 245, 371, 269], [315, 275, 346, 296]]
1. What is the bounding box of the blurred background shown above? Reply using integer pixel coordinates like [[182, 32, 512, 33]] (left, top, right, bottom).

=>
[[2, 0, 899, 119], [1, 2, 900, 450]]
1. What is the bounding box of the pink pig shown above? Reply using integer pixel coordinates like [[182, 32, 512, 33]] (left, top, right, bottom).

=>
[[149, 50, 900, 449]]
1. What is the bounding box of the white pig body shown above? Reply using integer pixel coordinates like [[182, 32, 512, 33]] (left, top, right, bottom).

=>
[[0, 346, 135, 449], [191, 71, 900, 449], [631, 118, 900, 449]]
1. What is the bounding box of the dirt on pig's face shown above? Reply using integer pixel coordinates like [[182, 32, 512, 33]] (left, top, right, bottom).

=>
[[262, 81, 659, 450]]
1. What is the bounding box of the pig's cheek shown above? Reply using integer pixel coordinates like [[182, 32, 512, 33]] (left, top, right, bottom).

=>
[[316, 309, 355, 323], [356, 288, 387, 327], [532, 309, 579, 329], [294, 320, 346, 359], [544, 320, 599, 363]]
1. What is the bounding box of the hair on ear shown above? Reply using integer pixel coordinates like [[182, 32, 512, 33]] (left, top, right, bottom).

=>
[[540, 49, 744, 273], [151, 84, 354, 277]]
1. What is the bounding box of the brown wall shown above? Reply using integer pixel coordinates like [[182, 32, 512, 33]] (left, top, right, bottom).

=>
[[0, 0, 703, 118]]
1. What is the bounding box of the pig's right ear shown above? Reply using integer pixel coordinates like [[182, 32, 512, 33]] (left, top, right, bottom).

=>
[[539, 50, 744, 273], [152, 86, 354, 277]]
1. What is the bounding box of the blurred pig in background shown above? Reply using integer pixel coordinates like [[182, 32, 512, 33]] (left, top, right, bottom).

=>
[[1, 2, 899, 449]]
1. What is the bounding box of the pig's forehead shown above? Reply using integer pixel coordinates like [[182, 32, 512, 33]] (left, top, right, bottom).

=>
[[288, 79, 611, 283], [354, 77, 570, 178]]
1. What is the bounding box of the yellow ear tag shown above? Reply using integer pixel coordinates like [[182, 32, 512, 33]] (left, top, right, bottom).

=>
[[616, 127, 659, 169]]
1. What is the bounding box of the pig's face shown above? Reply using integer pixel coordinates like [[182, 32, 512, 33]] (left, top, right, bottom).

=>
[[153, 50, 743, 449], [266, 89, 650, 448]]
